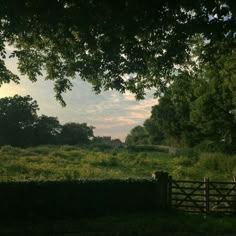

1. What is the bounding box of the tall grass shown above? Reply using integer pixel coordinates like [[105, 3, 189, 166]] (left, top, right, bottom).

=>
[[170, 152, 236, 180], [196, 152, 236, 180], [0, 145, 235, 181]]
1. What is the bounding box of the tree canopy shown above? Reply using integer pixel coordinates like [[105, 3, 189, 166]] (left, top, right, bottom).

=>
[[0, 0, 235, 104], [0, 95, 96, 146], [125, 45, 236, 152], [0, 95, 38, 146], [125, 125, 149, 146], [59, 122, 94, 145]]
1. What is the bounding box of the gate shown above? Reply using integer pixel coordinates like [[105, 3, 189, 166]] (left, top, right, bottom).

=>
[[169, 176, 236, 214]]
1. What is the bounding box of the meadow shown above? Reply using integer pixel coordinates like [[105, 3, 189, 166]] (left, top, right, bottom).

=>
[[1, 145, 236, 235], [0, 145, 236, 182]]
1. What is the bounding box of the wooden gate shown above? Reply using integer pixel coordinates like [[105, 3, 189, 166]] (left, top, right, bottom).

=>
[[169, 177, 236, 214]]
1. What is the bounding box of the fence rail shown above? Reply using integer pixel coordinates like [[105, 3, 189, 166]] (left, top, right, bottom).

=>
[[169, 176, 236, 215]]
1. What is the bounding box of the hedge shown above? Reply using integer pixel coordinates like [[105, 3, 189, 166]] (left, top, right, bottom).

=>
[[127, 145, 170, 153], [0, 179, 166, 219]]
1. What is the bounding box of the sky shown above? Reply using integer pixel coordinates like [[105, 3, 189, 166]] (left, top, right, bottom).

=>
[[0, 46, 158, 141]]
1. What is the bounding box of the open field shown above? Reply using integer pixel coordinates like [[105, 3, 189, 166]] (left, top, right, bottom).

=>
[[0, 145, 236, 181], [0, 145, 236, 235]]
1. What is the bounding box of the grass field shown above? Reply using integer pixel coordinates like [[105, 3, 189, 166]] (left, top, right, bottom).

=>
[[0, 210, 236, 235], [0, 145, 236, 235], [0, 145, 236, 181]]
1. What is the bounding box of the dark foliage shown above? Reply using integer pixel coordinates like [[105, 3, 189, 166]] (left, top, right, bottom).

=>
[[0, 95, 39, 146], [0, 179, 162, 219], [59, 122, 94, 145], [125, 45, 236, 151], [0, 0, 235, 104], [0, 95, 94, 146]]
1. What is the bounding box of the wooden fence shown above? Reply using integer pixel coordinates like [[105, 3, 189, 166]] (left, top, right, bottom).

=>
[[169, 176, 236, 214]]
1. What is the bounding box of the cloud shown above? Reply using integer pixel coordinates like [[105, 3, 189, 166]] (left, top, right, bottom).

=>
[[123, 91, 136, 101], [128, 112, 150, 119], [0, 55, 158, 141]]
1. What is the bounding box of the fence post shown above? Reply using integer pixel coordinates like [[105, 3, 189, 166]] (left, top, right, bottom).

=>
[[155, 171, 169, 209], [168, 175, 172, 209], [204, 177, 209, 215]]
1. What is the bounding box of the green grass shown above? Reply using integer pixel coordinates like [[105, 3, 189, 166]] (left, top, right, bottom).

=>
[[0, 210, 235, 235], [75, 211, 236, 235], [0, 145, 236, 181], [0, 145, 236, 235]]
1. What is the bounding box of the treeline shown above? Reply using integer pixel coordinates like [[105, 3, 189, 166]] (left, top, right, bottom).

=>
[[126, 41, 236, 152], [0, 95, 121, 147]]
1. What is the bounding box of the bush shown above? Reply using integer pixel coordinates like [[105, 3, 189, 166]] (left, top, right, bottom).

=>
[[0, 179, 163, 219], [195, 140, 229, 153], [174, 148, 199, 159]]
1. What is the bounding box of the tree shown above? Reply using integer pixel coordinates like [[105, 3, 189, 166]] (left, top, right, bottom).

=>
[[143, 118, 164, 145], [0, 95, 39, 146], [59, 122, 94, 145], [147, 72, 203, 147], [0, 0, 235, 104], [92, 136, 123, 148], [0, 95, 97, 146], [125, 125, 149, 145], [134, 42, 236, 150], [190, 58, 236, 149], [33, 115, 61, 145]]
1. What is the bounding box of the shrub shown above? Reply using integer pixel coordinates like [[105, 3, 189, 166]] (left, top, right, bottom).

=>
[[174, 148, 199, 159], [195, 140, 228, 153], [0, 179, 163, 219]]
